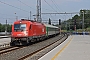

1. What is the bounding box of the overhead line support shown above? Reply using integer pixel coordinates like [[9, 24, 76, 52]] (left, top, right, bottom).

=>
[[42, 12, 79, 14]]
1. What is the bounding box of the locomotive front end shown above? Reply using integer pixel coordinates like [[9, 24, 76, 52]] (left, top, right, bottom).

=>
[[10, 20, 30, 46]]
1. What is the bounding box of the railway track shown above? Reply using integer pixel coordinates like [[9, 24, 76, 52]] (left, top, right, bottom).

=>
[[0, 46, 24, 55], [19, 35, 68, 60], [0, 34, 68, 60]]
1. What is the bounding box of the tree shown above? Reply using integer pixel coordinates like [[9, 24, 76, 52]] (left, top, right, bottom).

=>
[[0, 23, 12, 32], [0, 23, 2, 32], [80, 9, 90, 28]]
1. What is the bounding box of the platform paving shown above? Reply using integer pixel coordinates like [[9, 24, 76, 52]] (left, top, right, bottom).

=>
[[0, 38, 11, 45], [39, 35, 90, 60]]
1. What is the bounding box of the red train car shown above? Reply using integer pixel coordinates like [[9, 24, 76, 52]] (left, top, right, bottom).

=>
[[11, 19, 46, 45]]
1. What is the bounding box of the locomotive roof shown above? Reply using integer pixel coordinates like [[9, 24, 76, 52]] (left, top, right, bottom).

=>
[[21, 19, 36, 22], [14, 19, 38, 23], [44, 24, 58, 28]]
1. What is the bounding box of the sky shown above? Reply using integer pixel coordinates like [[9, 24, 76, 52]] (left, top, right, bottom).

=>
[[0, 0, 89, 24]]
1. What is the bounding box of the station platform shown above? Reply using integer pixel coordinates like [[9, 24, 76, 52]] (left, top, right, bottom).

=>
[[0, 38, 11, 45], [0, 36, 10, 38], [39, 35, 90, 60]]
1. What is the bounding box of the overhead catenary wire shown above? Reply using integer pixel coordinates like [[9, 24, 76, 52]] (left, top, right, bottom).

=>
[[44, 0, 76, 20], [0, 1, 29, 13], [43, 0, 61, 23], [17, 0, 58, 20], [43, 0, 68, 22], [50, 0, 65, 19], [0, 0, 79, 24], [0, 12, 29, 20], [0, 0, 34, 21], [44, 0, 58, 13], [18, 0, 57, 14], [17, 0, 36, 10], [50, 0, 60, 12], [51, 0, 64, 12]]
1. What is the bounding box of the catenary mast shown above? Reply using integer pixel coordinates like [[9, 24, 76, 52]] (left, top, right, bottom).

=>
[[36, 0, 42, 23]]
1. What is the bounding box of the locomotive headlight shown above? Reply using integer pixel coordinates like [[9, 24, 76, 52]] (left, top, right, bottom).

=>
[[23, 31, 28, 36]]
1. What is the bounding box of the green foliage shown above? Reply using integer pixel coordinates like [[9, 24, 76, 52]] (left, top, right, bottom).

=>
[[0, 23, 12, 32], [61, 9, 90, 31]]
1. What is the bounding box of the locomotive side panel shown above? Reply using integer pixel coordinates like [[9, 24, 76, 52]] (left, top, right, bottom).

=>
[[32, 22, 46, 36]]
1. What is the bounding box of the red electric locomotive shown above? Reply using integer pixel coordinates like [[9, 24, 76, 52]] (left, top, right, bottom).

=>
[[10, 19, 46, 46]]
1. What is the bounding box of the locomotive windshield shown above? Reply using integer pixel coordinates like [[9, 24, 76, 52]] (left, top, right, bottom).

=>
[[14, 24, 26, 31]]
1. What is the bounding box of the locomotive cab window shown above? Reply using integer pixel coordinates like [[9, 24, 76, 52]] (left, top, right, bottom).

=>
[[14, 24, 26, 31], [20, 24, 26, 29]]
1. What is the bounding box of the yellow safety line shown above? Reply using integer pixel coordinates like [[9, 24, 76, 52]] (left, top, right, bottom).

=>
[[51, 36, 73, 60]]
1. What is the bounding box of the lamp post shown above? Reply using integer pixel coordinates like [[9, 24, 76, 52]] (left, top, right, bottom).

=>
[[15, 13, 18, 20], [5, 20, 7, 35], [82, 11, 84, 30], [30, 11, 31, 20], [82, 11, 85, 35]]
